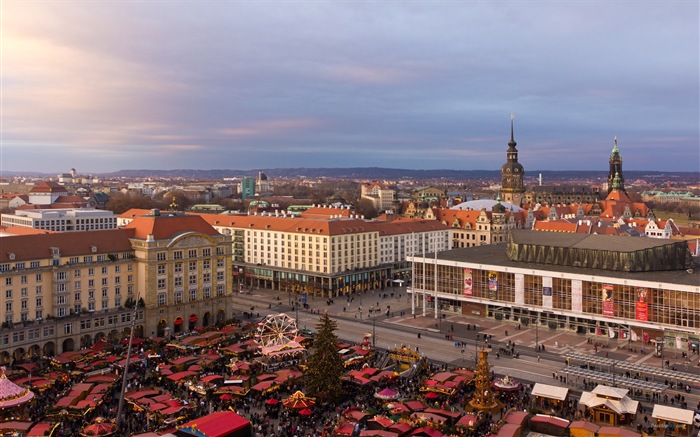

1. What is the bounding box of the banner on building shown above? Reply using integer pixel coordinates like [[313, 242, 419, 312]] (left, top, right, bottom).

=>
[[488, 271, 498, 299], [571, 280, 582, 313], [602, 284, 614, 317], [463, 268, 473, 297], [635, 287, 649, 321], [514, 273, 525, 305], [542, 276, 553, 309]]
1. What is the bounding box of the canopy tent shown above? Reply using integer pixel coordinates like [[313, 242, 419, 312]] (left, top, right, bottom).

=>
[[0, 368, 35, 408], [177, 411, 251, 437]]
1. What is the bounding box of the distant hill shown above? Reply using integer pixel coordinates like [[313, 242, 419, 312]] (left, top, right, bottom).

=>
[[2, 168, 696, 182]]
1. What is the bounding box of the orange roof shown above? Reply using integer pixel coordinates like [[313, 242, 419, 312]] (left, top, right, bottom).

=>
[[0, 226, 57, 236], [300, 207, 352, 219], [0, 229, 132, 263], [29, 181, 67, 193], [123, 213, 219, 240]]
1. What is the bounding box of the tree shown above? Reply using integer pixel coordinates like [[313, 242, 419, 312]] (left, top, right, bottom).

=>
[[354, 198, 378, 219], [105, 192, 157, 214], [304, 312, 344, 403]]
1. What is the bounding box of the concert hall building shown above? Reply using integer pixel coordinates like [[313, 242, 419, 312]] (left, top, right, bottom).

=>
[[408, 230, 699, 354]]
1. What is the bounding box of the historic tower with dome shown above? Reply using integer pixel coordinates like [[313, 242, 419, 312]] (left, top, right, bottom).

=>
[[500, 115, 525, 207]]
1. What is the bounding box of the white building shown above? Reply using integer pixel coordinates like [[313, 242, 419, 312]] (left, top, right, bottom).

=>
[[1, 208, 118, 232]]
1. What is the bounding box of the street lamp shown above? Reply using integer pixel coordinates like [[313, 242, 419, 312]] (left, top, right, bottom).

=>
[[535, 313, 539, 351]]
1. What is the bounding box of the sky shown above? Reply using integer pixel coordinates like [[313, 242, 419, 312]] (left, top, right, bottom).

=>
[[2, 1, 699, 174]]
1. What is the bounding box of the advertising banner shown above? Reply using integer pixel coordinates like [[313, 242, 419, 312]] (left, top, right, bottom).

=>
[[571, 280, 582, 313], [488, 271, 498, 299], [542, 276, 553, 309], [635, 287, 649, 321], [514, 273, 524, 305], [602, 284, 614, 317], [463, 268, 473, 297]]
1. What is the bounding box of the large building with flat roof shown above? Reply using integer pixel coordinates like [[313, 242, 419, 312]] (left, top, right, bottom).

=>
[[408, 229, 699, 355]]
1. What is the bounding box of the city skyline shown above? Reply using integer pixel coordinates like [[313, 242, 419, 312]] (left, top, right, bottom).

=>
[[3, 1, 699, 174]]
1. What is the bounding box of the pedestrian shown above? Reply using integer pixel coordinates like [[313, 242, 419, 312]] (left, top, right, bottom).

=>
[[537, 355, 540, 362]]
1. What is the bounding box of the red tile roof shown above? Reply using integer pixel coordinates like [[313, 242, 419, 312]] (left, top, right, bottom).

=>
[[29, 181, 67, 193], [0, 230, 132, 263], [123, 213, 219, 240]]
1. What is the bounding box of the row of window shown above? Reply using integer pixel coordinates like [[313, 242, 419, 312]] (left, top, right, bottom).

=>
[[157, 284, 224, 306], [156, 248, 224, 261]]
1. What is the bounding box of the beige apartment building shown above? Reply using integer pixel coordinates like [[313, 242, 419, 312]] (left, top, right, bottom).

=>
[[196, 213, 450, 298], [0, 210, 233, 364]]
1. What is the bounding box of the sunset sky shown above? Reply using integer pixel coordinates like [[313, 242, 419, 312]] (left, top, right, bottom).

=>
[[2, 1, 698, 174]]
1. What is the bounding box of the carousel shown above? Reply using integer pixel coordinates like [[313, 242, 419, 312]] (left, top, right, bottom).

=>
[[282, 391, 316, 411], [0, 366, 35, 420], [80, 417, 117, 436]]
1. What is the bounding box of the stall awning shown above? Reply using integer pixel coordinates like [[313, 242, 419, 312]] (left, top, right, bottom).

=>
[[531, 383, 569, 401], [652, 404, 694, 425]]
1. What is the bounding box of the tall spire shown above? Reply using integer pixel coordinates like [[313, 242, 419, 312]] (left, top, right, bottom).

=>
[[612, 135, 619, 154], [509, 113, 516, 148]]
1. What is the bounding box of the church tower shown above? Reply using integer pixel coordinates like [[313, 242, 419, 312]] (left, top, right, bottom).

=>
[[500, 115, 525, 206], [607, 136, 625, 194]]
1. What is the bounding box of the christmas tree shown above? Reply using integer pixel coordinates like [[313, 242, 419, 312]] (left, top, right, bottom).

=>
[[304, 312, 344, 403]]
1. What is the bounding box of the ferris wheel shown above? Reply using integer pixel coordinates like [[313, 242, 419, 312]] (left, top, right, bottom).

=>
[[255, 313, 299, 347]]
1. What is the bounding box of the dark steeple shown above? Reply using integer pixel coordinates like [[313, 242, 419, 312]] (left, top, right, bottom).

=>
[[607, 136, 625, 194], [500, 114, 525, 206]]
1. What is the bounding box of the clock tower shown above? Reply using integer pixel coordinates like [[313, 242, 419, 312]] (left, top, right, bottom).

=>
[[500, 115, 525, 206]]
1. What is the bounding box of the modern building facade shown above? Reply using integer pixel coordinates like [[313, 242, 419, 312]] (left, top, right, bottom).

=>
[[408, 230, 699, 354], [1, 208, 118, 232]]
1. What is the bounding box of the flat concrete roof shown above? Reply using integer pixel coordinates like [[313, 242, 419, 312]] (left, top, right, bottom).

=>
[[425, 243, 700, 287]]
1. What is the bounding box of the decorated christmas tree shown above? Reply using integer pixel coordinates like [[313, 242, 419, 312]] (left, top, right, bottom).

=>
[[304, 312, 344, 403]]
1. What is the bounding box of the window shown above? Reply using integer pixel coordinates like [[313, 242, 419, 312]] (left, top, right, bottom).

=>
[[88, 268, 94, 276], [5, 290, 11, 299], [189, 289, 197, 301], [74, 280, 81, 289], [217, 285, 224, 296], [88, 290, 95, 300], [189, 275, 197, 286], [189, 261, 197, 272], [115, 286, 121, 296], [203, 248, 211, 257], [114, 265, 120, 273], [20, 275, 27, 284], [203, 273, 211, 283], [157, 265, 166, 275], [57, 295, 66, 305], [203, 260, 210, 270], [175, 291, 182, 304], [64, 323, 72, 334], [204, 287, 211, 299], [188, 249, 197, 258], [102, 300, 108, 310], [217, 258, 224, 268], [30, 261, 40, 269], [157, 293, 166, 306], [157, 279, 166, 289], [115, 276, 120, 284], [35, 310, 43, 320], [88, 279, 95, 288], [101, 278, 108, 286], [36, 297, 42, 307], [173, 251, 183, 260], [174, 277, 183, 287], [5, 278, 11, 286], [115, 297, 121, 307], [36, 285, 42, 294], [5, 302, 11, 312], [101, 266, 107, 275], [217, 271, 224, 281], [174, 263, 183, 273], [157, 252, 166, 261], [21, 300, 27, 310], [74, 292, 80, 302]]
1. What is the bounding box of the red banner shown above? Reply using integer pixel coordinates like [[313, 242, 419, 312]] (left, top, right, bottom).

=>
[[602, 284, 614, 317], [635, 288, 649, 321], [463, 268, 472, 296]]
